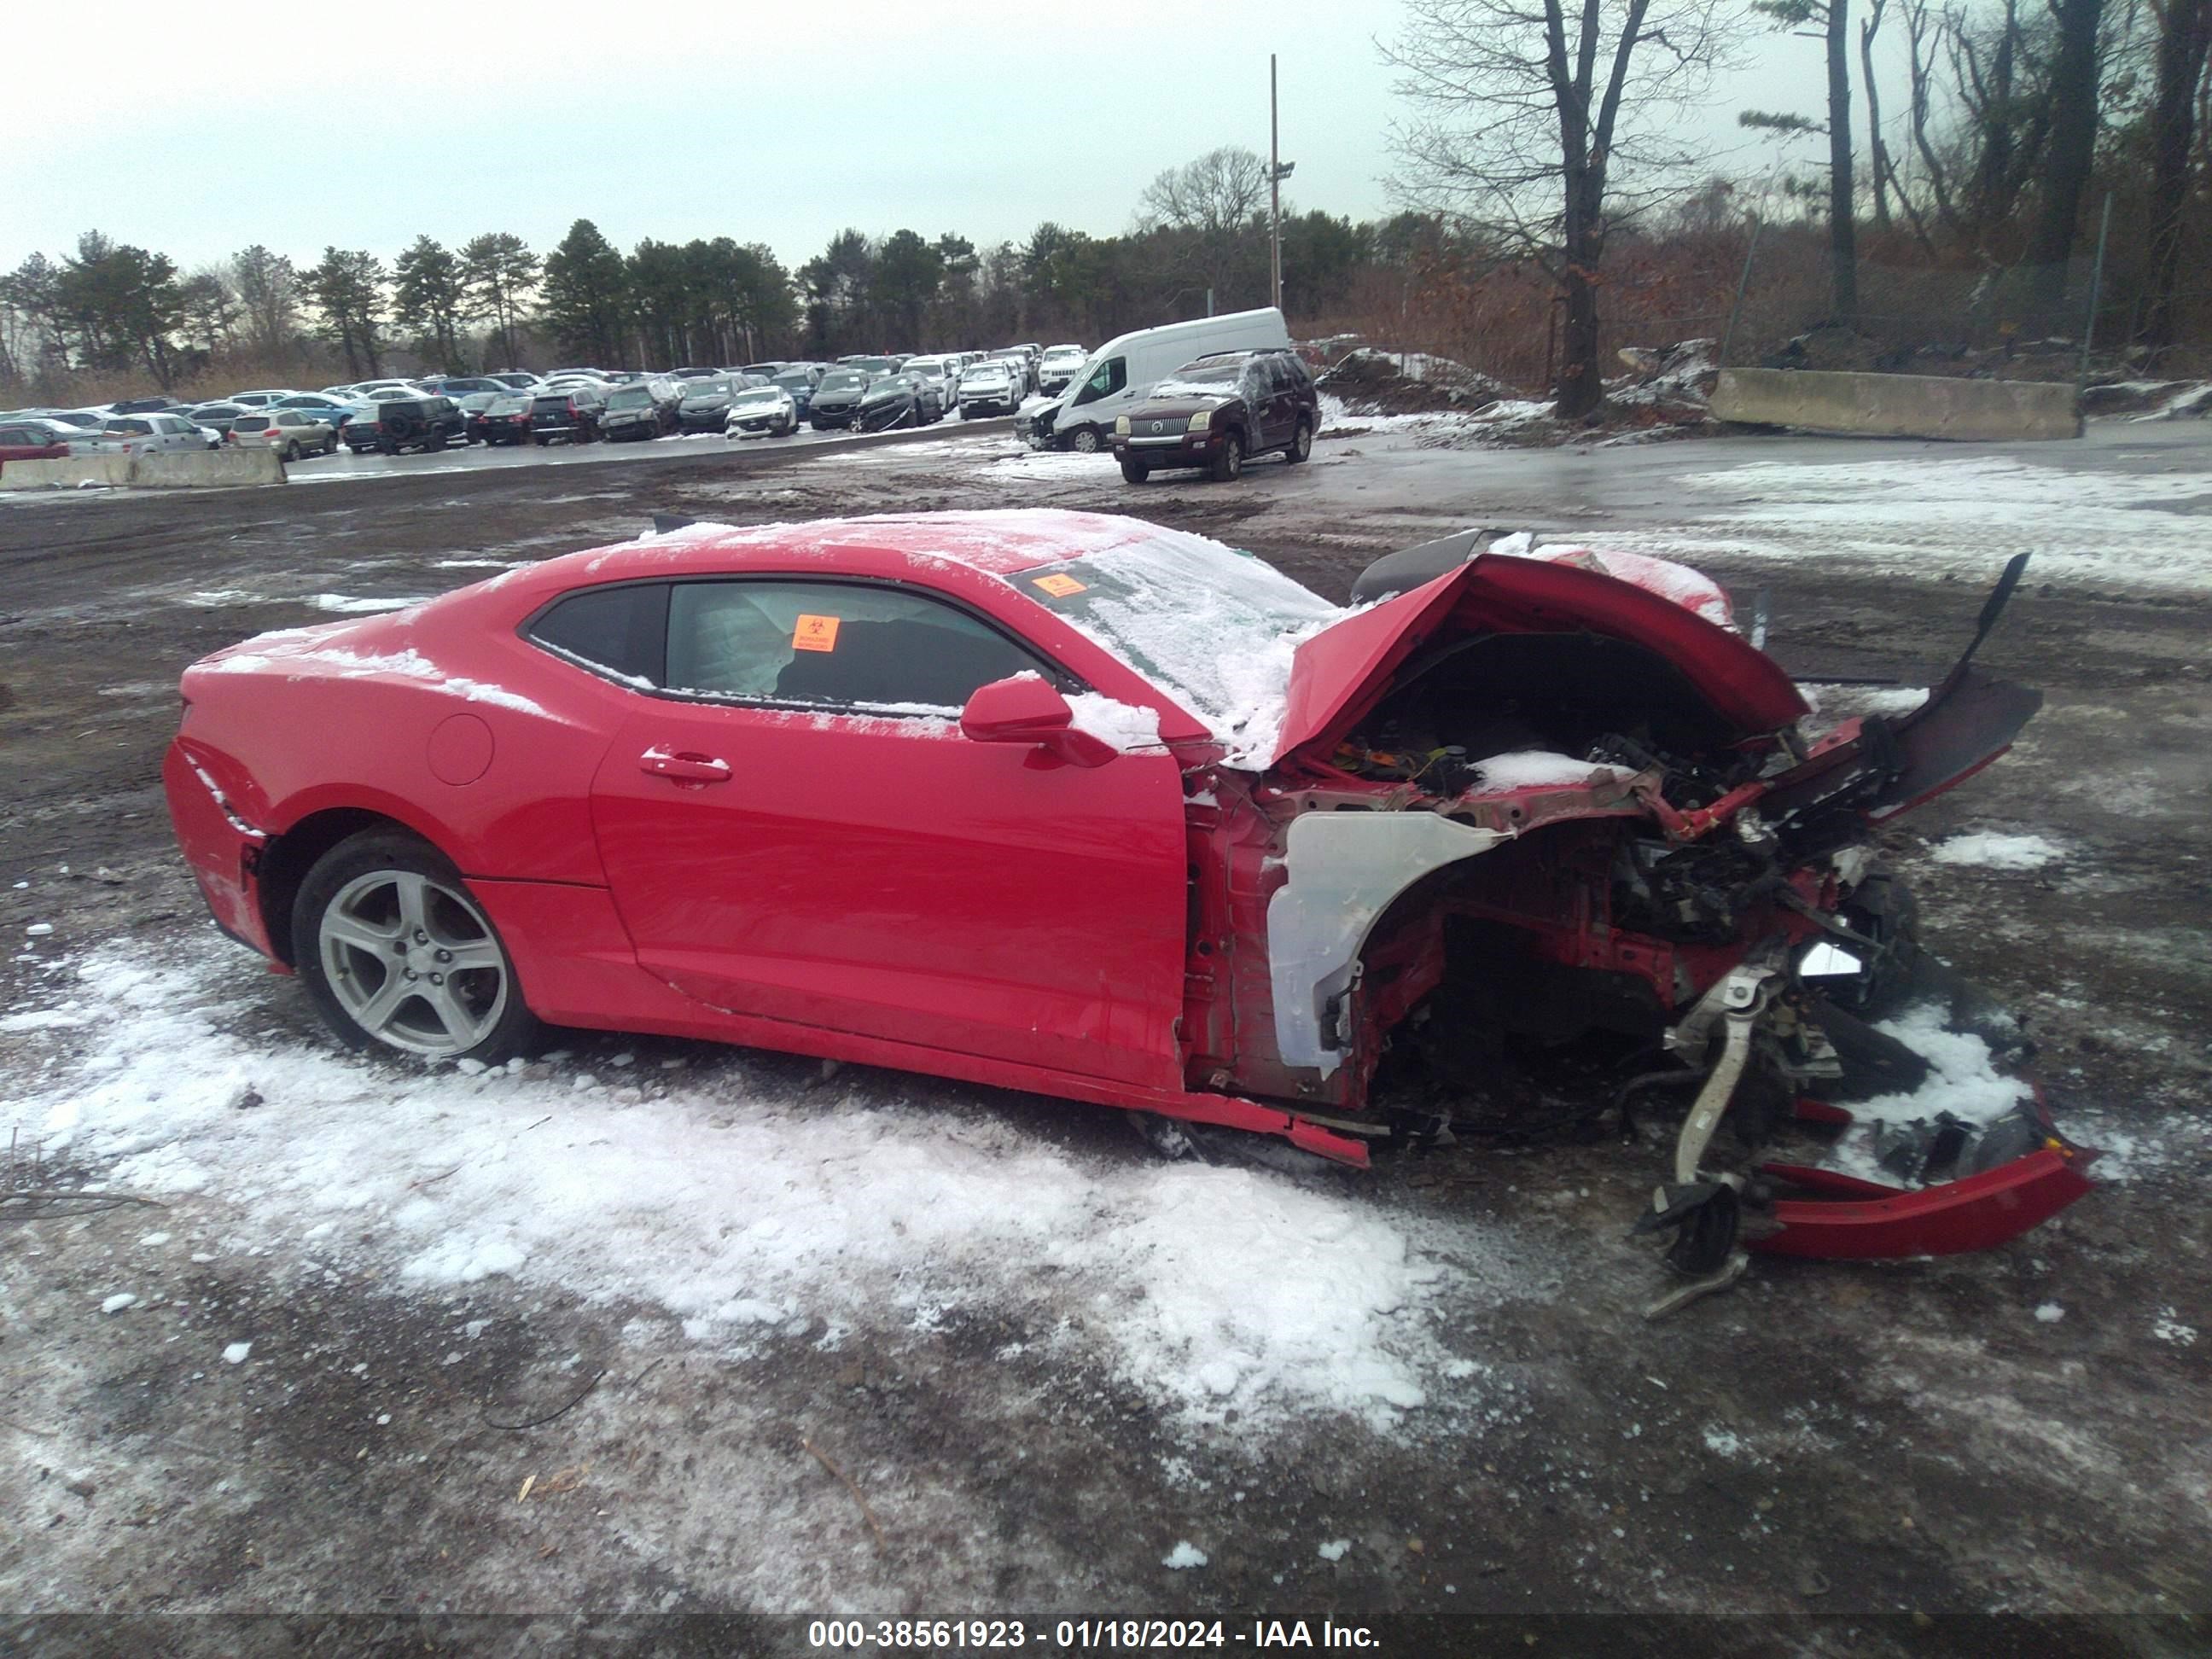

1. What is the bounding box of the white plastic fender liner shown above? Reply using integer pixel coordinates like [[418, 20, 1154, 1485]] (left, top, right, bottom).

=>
[[1266, 811, 1508, 1076]]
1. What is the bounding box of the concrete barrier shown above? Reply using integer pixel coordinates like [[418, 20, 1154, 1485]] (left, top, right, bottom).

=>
[[1711, 368, 2081, 442], [0, 455, 133, 490], [129, 448, 287, 486], [0, 447, 286, 491]]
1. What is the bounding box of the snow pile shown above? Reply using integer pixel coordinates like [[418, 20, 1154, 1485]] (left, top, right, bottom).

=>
[[1930, 832, 2064, 871], [1822, 1004, 2034, 1185], [6, 938, 1487, 1430], [1607, 340, 1720, 428], [1161, 1542, 1208, 1570], [1318, 350, 1515, 417], [1066, 693, 1163, 754], [2131, 383, 2212, 422]]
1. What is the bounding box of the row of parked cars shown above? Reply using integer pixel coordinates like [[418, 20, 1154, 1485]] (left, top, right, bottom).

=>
[[7, 323, 1317, 480], [0, 342, 1098, 469]]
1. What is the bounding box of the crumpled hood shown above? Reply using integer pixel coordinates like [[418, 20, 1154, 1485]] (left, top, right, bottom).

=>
[[1272, 554, 1807, 771]]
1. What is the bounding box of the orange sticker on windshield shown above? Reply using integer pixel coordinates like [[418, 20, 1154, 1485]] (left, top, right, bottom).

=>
[[793, 614, 841, 653], [1032, 573, 1087, 597]]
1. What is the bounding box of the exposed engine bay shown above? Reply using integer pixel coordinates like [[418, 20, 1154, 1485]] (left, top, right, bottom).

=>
[[1221, 539, 2092, 1301]]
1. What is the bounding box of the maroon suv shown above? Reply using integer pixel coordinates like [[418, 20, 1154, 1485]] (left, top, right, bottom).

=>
[[1111, 348, 1318, 484]]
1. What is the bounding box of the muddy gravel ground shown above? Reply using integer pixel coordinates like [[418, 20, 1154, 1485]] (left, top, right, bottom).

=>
[[2, 422, 2208, 1657]]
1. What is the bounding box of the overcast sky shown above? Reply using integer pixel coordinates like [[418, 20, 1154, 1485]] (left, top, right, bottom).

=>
[[9, 3, 1835, 278]]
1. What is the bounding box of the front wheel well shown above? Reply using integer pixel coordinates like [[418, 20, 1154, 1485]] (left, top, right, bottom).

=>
[[256, 808, 416, 965]]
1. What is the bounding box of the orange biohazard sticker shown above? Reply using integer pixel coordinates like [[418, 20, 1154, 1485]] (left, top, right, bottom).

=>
[[1032, 573, 1087, 598], [792, 613, 841, 653]]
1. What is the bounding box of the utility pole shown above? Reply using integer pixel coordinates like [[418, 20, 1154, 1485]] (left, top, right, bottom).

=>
[[1269, 55, 1295, 315]]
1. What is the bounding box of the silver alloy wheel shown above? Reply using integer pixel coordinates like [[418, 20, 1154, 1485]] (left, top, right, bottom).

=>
[[1292, 421, 1313, 459], [317, 870, 509, 1057], [1070, 427, 1101, 453]]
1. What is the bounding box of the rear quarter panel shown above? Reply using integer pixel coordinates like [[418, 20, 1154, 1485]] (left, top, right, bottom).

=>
[[178, 603, 626, 885]]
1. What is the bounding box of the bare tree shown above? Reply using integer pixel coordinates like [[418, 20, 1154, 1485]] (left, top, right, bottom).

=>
[[2137, 0, 2212, 354], [1137, 147, 1272, 306], [1383, 0, 1743, 419]]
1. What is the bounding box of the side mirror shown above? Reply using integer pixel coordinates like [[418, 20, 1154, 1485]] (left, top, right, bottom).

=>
[[959, 674, 1115, 767]]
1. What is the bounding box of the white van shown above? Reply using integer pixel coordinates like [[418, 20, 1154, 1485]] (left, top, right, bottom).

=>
[[1019, 307, 1292, 452]]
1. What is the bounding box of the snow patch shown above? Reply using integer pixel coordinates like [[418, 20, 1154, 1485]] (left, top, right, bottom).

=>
[[1161, 1541, 1208, 1570], [1065, 693, 1162, 754], [0, 936, 1497, 1431], [1930, 833, 2064, 871]]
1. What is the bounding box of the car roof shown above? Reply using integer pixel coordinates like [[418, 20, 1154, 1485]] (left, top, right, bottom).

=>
[[506, 509, 1164, 597]]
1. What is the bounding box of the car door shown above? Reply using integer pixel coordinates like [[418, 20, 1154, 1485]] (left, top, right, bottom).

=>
[[583, 575, 1190, 1090]]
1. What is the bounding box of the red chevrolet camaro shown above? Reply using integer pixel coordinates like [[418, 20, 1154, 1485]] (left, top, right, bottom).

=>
[[165, 509, 2093, 1271]]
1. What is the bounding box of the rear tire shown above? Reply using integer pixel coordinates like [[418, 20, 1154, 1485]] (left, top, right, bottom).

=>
[[1284, 416, 1313, 463], [293, 830, 542, 1066], [282, 441, 301, 463], [1208, 430, 1244, 483], [1119, 457, 1151, 485]]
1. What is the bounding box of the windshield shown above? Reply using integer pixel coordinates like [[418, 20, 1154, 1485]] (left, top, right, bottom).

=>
[[1020, 527, 1345, 768], [965, 364, 1008, 381], [1044, 347, 1085, 365], [731, 388, 782, 407], [819, 371, 866, 392], [773, 370, 815, 389], [681, 378, 732, 399], [608, 387, 653, 409]]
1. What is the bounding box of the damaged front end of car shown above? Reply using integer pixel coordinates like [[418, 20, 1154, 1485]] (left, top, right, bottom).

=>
[[1202, 542, 2093, 1278]]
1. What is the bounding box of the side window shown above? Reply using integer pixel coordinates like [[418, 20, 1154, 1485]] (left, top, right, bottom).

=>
[[1071, 357, 1126, 406], [665, 581, 1049, 713], [526, 583, 668, 685]]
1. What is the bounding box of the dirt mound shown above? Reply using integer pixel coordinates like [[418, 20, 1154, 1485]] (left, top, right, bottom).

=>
[[1318, 349, 1515, 416], [1604, 338, 1720, 428]]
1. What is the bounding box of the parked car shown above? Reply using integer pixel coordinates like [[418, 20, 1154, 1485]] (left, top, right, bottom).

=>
[[806, 369, 873, 430], [474, 393, 536, 445], [725, 386, 800, 438], [854, 372, 941, 432], [955, 359, 1022, 418], [485, 372, 541, 391], [1110, 349, 1318, 484], [0, 421, 74, 466], [272, 393, 359, 429], [159, 512, 2087, 1274], [418, 376, 508, 398], [673, 375, 744, 434], [108, 396, 190, 416], [839, 356, 901, 377], [343, 397, 467, 455], [899, 355, 958, 410], [771, 366, 824, 422], [188, 403, 253, 435], [228, 389, 302, 409], [100, 412, 210, 454], [230, 409, 341, 460], [1036, 344, 1088, 394], [0, 416, 113, 457], [529, 386, 607, 445], [600, 381, 674, 442], [1019, 307, 1291, 454]]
